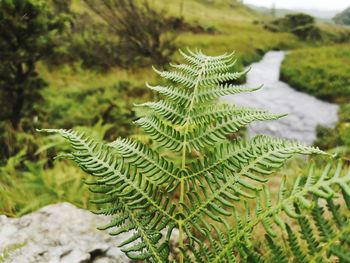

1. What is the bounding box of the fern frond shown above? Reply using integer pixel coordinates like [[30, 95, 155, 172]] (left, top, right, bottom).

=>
[[178, 49, 235, 71], [266, 192, 350, 263], [184, 136, 324, 183], [207, 162, 350, 263], [178, 49, 203, 67], [135, 116, 184, 152], [190, 104, 268, 125], [183, 137, 326, 234], [187, 113, 286, 150], [285, 224, 308, 263], [153, 67, 196, 89], [196, 83, 262, 104], [146, 83, 190, 106], [108, 137, 181, 187], [169, 63, 199, 76], [266, 235, 288, 263], [39, 129, 176, 262], [199, 70, 248, 86], [41, 49, 345, 262], [136, 100, 186, 125]]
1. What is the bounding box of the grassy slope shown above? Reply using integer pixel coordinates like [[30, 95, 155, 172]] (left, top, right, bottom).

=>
[[281, 45, 350, 154], [39, 0, 300, 132], [161, 0, 299, 62], [281, 44, 350, 103], [43, 0, 299, 91]]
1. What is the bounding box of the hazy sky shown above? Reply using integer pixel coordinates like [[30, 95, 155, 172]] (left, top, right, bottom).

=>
[[243, 0, 350, 11]]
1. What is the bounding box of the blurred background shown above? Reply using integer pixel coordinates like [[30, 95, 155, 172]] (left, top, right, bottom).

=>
[[0, 0, 349, 218]]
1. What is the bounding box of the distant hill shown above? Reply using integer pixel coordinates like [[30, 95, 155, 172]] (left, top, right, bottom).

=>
[[247, 4, 339, 23], [333, 7, 350, 25], [72, 0, 260, 26]]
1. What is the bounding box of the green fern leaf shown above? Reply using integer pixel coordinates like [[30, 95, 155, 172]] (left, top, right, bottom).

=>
[[205, 162, 350, 263], [40, 49, 348, 263], [135, 116, 183, 152], [39, 129, 175, 262]]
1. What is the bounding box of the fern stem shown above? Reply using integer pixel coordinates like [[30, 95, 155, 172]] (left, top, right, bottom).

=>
[[211, 172, 350, 262], [308, 222, 350, 263], [178, 58, 209, 263], [123, 203, 164, 262], [179, 139, 186, 263]]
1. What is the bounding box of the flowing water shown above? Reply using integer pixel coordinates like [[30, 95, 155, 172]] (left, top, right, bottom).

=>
[[221, 51, 339, 145]]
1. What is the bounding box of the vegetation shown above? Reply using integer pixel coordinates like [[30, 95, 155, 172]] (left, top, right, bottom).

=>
[[1, 2, 350, 262], [281, 45, 350, 102], [281, 45, 350, 154], [0, 0, 64, 158], [334, 7, 350, 25], [84, 0, 178, 66], [264, 13, 350, 43], [0, 243, 26, 262], [264, 13, 321, 41], [41, 50, 350, 262]]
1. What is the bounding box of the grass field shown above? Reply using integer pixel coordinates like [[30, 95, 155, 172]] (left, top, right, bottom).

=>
[[281, 45, 350, 154], [51, 0, 300, 92], [281, 45, 350, 103]]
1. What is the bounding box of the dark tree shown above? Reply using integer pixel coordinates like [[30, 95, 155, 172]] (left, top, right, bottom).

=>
[[0, 0, 63, 129], [84, 0, 177, 66], [265, 13, 321, 41]]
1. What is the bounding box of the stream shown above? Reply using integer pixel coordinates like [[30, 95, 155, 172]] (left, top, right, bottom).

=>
[[221, 51, 339, 145]]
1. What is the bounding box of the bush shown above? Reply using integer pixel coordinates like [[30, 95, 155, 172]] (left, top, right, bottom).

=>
[[0, 0, 65, 160], [69, 25, 121, 71], [315, 104, 350, 155], [46, 10, 123, 71], [0, 0, 63, 128], [0, 151, 89, 217], [265, 13, 321, 41], [84, 0, 178, 66]]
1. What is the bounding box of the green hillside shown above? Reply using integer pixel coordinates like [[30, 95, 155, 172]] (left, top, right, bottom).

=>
[[44, 0, 298, 90], [281, 45, 350, 154]]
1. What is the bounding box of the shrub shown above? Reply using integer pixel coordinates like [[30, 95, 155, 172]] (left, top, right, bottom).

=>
[[84, 0, 178, 66], [0, 0, 64, 129], [315, 104, 350, 153], [265, 13, 321, 41], [69, 25, 121, 71], [0, 0, 65, 160], [41, 50, 350, 262], [46, 10, 124, 71], [0, 153, 89, 217]]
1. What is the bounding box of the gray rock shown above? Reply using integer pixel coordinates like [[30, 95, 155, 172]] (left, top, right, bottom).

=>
[[0, 203, 131, 263]]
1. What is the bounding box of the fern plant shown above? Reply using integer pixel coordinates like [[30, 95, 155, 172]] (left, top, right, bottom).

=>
[[40, 50, 350, 262]]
